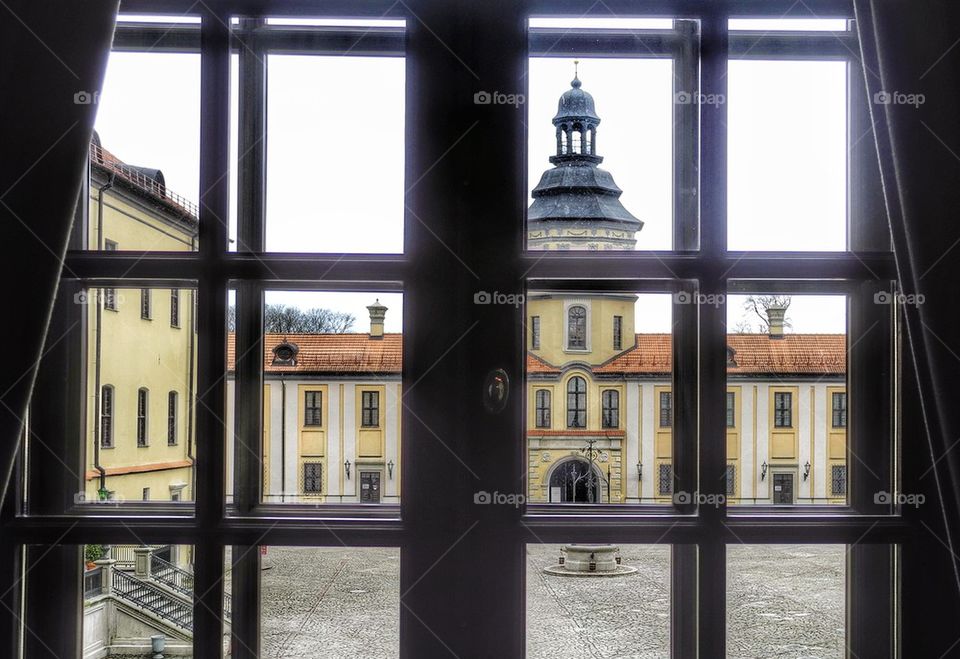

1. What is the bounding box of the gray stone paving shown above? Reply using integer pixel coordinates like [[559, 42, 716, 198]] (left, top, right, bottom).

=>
[[243, 544, 843, 658]]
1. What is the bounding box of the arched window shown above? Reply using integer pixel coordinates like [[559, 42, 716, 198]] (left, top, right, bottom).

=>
[[601, 390, 619, 428], [567, 305, 587, 349], [567, 376, 586, 428], [535, 390, 551, 428], [100, 385, 114, 448]]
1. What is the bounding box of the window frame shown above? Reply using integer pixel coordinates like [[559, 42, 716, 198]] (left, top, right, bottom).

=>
[[361, 390, 380, 428], [566, 304, 587, 350], [136, 386, 149, 447], [13, 8, 903, 659], [832, 390, 847, 428], [303, 390, 322, 427], [534, 388, 550, 428], [167, 390, 178, 445], [601, 389, 619, 429], [170, 288, 180, 327], [566, 375, 587, 428], [140, 287, 151, 320]]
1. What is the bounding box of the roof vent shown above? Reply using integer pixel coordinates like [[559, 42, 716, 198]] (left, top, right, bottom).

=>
[[272, 341, 299, 366]]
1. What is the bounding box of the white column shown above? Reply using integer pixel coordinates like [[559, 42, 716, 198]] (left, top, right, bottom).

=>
[[755, 383, 769, 501], [625, 381, 640, 501], [640, 383, 656, 501], [328, 383, 342, 500], [798, 384, 812, 501], [740, 384, 754, 501], [283, 381, 298, 501], [384, 382, 401, 500]]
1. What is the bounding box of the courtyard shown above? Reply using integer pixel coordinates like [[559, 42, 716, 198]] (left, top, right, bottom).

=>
[[246, 544, 845, 658]]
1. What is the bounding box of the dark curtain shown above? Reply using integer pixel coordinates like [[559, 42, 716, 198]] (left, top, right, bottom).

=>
[[856, 0, 960, 652], [0, 4, 118, 503]]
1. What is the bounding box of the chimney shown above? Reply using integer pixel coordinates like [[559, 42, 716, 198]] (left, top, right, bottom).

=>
[[367, 299, 387, 339], [766, 305, 786, 339]]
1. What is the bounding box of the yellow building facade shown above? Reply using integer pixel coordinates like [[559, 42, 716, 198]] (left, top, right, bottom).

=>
[[83, 135, 197, 503]]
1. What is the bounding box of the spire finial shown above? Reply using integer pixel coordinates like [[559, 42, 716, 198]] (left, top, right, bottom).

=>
[[571, 60, 581, 88]]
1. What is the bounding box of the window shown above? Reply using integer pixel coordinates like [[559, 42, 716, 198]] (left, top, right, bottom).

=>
[[601, 390, 619, 428], [303, 463, 323, 494], [531, 315, 540, 349], [725, 464, 736, 496], [566, 376, 586, 428], [535, 389, 551, 428], [567, 305, 586, 349], [136, 387, 148, 447], [304, 391, 322, 426], [361, 390, 380, 427], [659, 391, 672, 428], [99, 385, 113, 448], [140, 288, 151, 319], [613, 315, 622, 350], [726, 391, 736, 428], [170, 289, 180, 327], [167, 391, 178, 445], [831, 465, 847, 496], [103, 240, 118, 310], [832, 391, 847, 428], [142, 487, 150, 501], [774, 392, 792, 428], [658, 463, 673, 496]]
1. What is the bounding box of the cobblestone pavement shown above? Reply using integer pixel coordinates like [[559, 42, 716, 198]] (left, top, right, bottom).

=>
[[248, 544, 844, 658]]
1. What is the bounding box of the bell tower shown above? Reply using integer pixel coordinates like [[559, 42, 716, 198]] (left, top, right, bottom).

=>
[[528, 64, 644, 250]]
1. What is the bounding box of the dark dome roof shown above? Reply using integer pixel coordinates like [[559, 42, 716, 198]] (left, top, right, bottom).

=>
[[553, 75, 600, 125]]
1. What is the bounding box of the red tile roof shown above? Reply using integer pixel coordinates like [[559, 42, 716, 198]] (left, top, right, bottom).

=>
[[228, 333, 402, 375], [229, 333, 844, 377]]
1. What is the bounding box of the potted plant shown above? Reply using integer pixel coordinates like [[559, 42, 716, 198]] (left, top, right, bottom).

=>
[[84, 544, 105, 571]]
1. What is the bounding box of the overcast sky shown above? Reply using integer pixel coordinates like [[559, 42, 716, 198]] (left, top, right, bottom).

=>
[[94, 18, 849, 335]]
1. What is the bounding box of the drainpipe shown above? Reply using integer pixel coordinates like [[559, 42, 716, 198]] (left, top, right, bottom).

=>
[[92, 175, 115, 495], [280, 375, 286, 503], [186, 289, 196, 481]]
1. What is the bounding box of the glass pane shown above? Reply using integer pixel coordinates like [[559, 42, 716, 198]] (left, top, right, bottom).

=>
[[728, 18, 849, 31], [527, 543, 670, 657], [527, 19, 684, 251], [728, 60, 847, 251], [725, 293, 847, 505], [88, 45, 200, 251], [80, 286, 198, 504], [224, 546, 400, 657], [226, 290, 403, 505], [727, 544, 846, 657], [264, 54, 405, 253], [83, 544, 195, 656], [526, 292, 674, 504]]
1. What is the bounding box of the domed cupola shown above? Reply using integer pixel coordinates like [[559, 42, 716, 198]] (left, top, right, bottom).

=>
[[528, 63, 644, 251]]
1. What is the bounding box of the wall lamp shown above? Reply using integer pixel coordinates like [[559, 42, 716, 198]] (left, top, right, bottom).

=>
[[387, 460, 394, 479], [803, 461, 811, 481], [636, 461, 643, 482], [344, 459, 351, 480], [760, 461, 768, 481]]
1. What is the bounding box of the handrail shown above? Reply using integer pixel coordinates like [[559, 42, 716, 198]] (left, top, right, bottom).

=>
[[150, 553, 194, 597], [112, 569, 193, 631], [89, 142, 199, 220]]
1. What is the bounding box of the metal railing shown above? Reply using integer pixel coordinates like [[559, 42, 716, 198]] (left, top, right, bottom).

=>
[[89, 142, 199, 220], [83, 567, 103, 599], [150, 553, 193, 597], [112, 569, 193, 631]]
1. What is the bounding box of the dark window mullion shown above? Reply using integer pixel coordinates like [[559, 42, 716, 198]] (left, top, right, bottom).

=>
[[230, 16, 269, 659], [694, 11, 729, 659], [194, 10, 231, 659]]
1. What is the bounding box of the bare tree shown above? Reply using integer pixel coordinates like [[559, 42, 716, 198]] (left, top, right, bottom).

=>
[[742, 295, 792, 333], [731, 319, 755, 334], [227, 305, 355, 333]]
